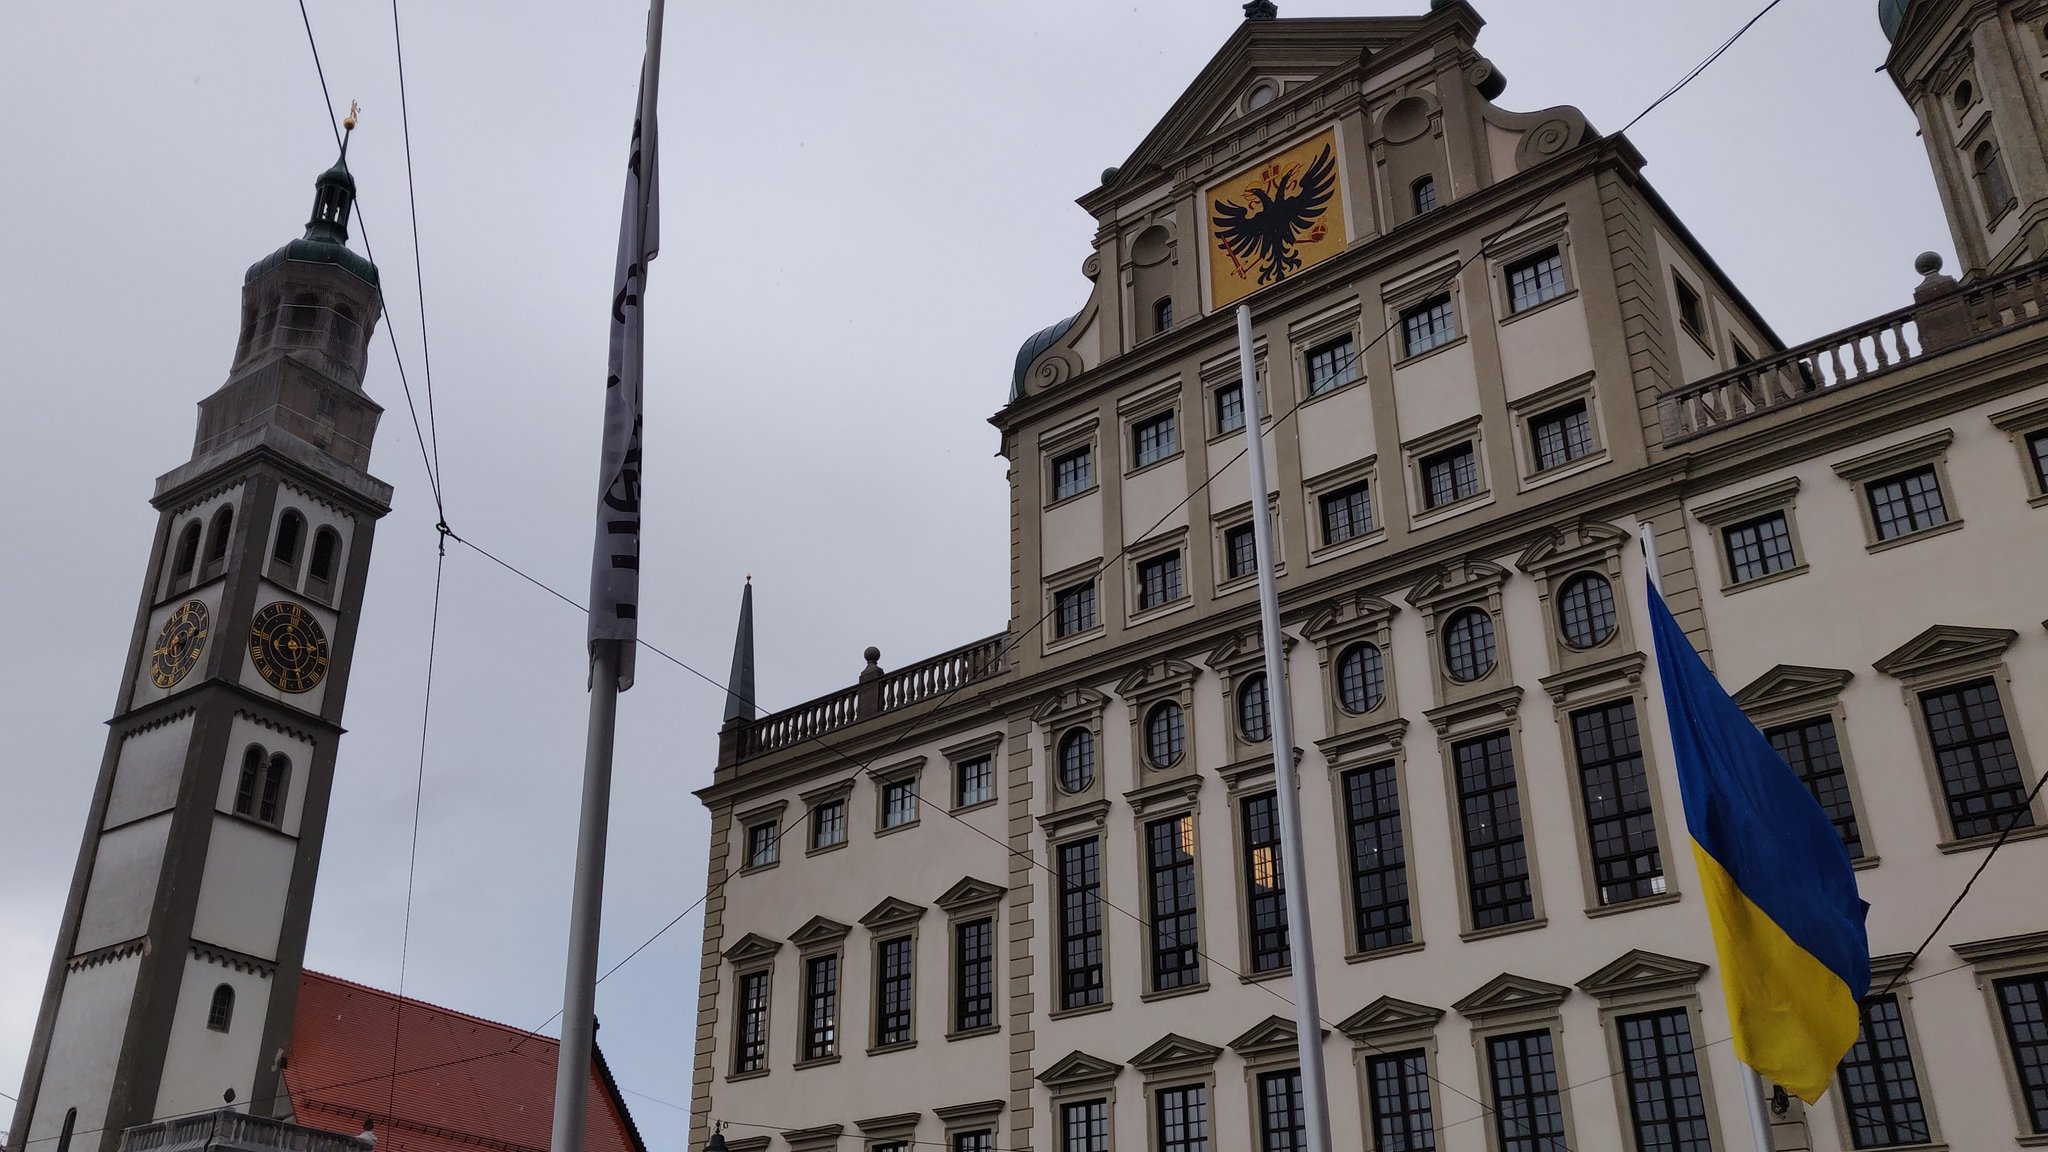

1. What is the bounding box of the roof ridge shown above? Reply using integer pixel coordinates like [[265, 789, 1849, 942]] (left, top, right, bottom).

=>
[[300, 969, 558, 1049]]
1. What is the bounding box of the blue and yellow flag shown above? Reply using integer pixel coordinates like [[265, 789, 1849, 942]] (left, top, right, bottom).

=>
[[1648, 589, 1870, 1103]]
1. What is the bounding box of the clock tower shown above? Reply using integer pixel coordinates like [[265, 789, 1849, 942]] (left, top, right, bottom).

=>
[[9, 141, 391, 1152]]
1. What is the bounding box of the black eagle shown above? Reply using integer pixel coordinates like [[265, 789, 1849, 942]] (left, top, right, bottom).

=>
[[1212, 143, 1338, 286]]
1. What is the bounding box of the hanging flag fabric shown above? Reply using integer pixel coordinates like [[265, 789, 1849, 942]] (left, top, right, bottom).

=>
[[587, 55, 661, 691], [1648, 588, 1869, 1102]]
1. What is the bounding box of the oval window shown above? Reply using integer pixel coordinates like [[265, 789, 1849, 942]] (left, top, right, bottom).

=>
[[1058, 728, 1096, 793], [1442, 609, 1497, 682], [1336, 643, 1385, 714], [1557, 572, 1618, 650]]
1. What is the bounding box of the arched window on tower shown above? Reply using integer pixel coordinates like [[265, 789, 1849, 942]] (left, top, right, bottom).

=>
[[1976, 139, 2015, 219], [273, 510, 305, 574], [284, 294, 321, 346], [308, 527, 341, 590], [259, 754, 290, 825], [171, 522, 203, 585], [202, 507, 233, 577], [235, 746, 264, 818], [207, 984, 234, 1032], [329, 304, 360, 367]]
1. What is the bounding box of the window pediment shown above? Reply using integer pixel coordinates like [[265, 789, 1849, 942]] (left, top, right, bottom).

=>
[[1514, 519, 1630, 576], [1301, 593, 1399, 643], [723, 933, 783, 965], [782, 1124, 844, 1152], [1423, 684, 1523, 738], [1128, 1033, 1223, 1076], [1314, 717, 1408, 765], [1228, 1014, 1323, 1060], [856, 1113, 922, 1140], [1116, 656, 1200, 701], [1576, 949, 1708, 1001], [1452, 972, 1571, 1022], [1037, 1049, 1124, 1088], [1732, 664, 1854, 716], [933, 1099, 1005, 1124], [1208, 625, 1295, 674], [1537, 651, 1645, 708], [934, 876, 1007, 914], [789, 915, 852, 949], [1408, 557, 1510, 613], [1337, 995, 1445, 1044], [1951, 930, 2048, 966], [859, 897, 928, 932], [1873, 624, 2018, 681], [1033, 685, 1109, 726]]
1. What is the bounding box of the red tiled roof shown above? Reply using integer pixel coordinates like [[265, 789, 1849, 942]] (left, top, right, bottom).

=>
[[285, 971, 646, 1152]]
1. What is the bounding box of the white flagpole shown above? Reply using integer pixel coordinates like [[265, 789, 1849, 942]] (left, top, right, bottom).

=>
[[1237, 304, 1333, 1152], [1636, 524, 1775, 1152]]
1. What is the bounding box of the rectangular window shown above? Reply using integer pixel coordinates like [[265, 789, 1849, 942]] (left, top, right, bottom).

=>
[[1258, 1070, 1306, 1152], [744, 820, 779, 868], [1058, 837, 1105, 1010], [1722, 512, 1796, 584], [1055, 581, 1098, 639], [1145, 814, 1201, 992], [2029, 430, 2048, 494], [1919, 679, 2033, 840], [1570, 701, 1664, 906], [1619, 1010, 1710, 1152], [1487, 1031, 1567, 1152], [1674, 276, 1705, 337], [810, 798, 846, 850], [1866, 466, 1948, 540], [1421, 442, 1480, 509], [1367, 1050, 1436, 1151], [1224, 523, 1258, 581], [1454, 732, 1534, 930], [1342, 761, 1412, 954], [1137, 552, 1185, 611], [802, 953, 838, 1061], [1060, 1099, 1109, 1152], [1242, 792, 1289, 972], [954, 1133, 994, 1152], [1765, 718, 1863, 858], [882, 777, 919, 829], [1157, 1084, 1209, 1152], [1507, 248, 1567, 313], [955, 755, 994, 809], [955, 917, 994, 1032], [1401, 295, 1458, 357], [1133, 410, 1179, 467], [1216, 381, 1246, 433], [1053, 446, 1095, 501], [1319, 482, 1374, 545], [1837, 995, 1931, 1148], [1305, 336, 1359, 396], [734, 969, 769, 1074], [1528, 400, 1595, 472], [875, 935, 914, 1047], [1994, 973, 2048, 1134]]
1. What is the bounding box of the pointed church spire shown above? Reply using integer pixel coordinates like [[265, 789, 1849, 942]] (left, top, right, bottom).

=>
[[306, 102, 361, 245], [723, 578, 756, 723]]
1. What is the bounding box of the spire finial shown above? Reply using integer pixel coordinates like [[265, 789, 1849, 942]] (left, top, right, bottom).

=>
[[723, 580, 757, 725], [305, 105, 361, 245], [1243, 0, 1278, 18]]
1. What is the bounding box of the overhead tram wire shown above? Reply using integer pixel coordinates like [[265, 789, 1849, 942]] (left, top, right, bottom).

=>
[[386, 0, 447, 507]]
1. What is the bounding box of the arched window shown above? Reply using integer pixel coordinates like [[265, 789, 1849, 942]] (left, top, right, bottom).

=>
[[309, 527, 341, 585], [1144, 701, 1185, 768], [273, 510, 304, 567], [207, 984, 234, 1032], [1057, 729, 1096, 793], [1154, 297, 1174, 334], [1336, 643, 1384, 714], [1237, 673, 1271, 743], [284, 293, 320, 344], [1413, 175, 1439, 215], [1442, 609, 1497, 682], [1557, 573, 1617, 650], [259, 754, 290, 824], [234, 746, 264, 817], [172, 522, 203, 580], [203, 507, 234, 568], [1976, 139, 2014, 217]]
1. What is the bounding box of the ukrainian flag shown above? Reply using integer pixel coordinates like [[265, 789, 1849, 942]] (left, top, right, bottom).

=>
[[1648, 588, 1870, 1103]]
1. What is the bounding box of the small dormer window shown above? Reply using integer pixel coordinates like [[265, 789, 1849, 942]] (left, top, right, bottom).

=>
[[1413, 176, 1439, 215]]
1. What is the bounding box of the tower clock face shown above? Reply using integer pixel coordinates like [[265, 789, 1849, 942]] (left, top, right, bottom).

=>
[[248, 601, 330, 694], [148, 600, 211, 689]]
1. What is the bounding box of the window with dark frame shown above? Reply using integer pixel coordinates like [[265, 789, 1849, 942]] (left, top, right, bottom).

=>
[[1837, 994, 1931, 1148], [257, 755, 288, 825], [1506, 248, 1567, 313], [1674, 276, 1705, 337], [1919, 679, 2034, 840], [235, 748, 262, 817], [953, 1133, 994, 1152], [1242, 792, 1290, 973], [1145, 702, 1186, 768], [173, 522, 202, 579], [1454, 732, 1534, 930], [1237, 673, 1272, 742], [1413, 176, 1438, 215], [2028, 429, 2048, 493], [1556, 573, 1617, 650], [1133, 410, 1179, 468], [882, 777, 919, 829], [1366, 1049, 1435, 1152], [1994, 973, 2048, 1134], [1723, 513, 1797, 584], [1618, 1010, 1710, 1152], [802, 953, 838, 1061], [1319, 482, 1374, 545], [1977, 138, 2016, 215], [1442, 608, 1497, 683], [1157, 1084, 1209, 1152], [1053, 446, 1094, 501], [955, 917, 994, 1032], [875, 935, 915, 1047], [1225, 524, 1258, 580], [204, 508, 234, 566], [1866, 467, 1949, 540], [1057, 837, 1105, 1010], [811, 798, 847, 850], [1137, 551, 1184, 610], [1055, 581, 1098, 639], [1305, 336, 1359, 396], [1401, 295, 1457, 357], [1421, 442, 1480, 508], [1335, 642, 1384, 715], [1343, 761, 1412, 953], [1145, 813, 1201, 991], [1061, 1099, 1109, 1152], [1215, 381, 1247, 434], [274, 510, 304, 566], [1155, 297, 1175, 333], [1529, 400, 1595, 472], [309, 528, 339, 584], [1765, 718, 1863, 858], [744, 819, 779, 868], [734, 969, 769, 1073], [1487, 1030, 1567, 1152], [206, 984, 234, 1033], [1258, 1069, 1307, 1152], [1059, 728, 1097, 793], [956, 755, 994, 809], [1572, 700, 1663, 905]]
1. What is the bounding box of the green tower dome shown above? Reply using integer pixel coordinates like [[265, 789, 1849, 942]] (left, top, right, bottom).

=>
[[1879, 0, 1911, 42]]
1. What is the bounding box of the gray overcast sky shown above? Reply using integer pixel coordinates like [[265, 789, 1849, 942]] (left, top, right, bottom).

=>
[[1, 0, 1944, 1146]]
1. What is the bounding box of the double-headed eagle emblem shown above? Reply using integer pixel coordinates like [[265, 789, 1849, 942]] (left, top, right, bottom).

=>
[[1211, 143, 1338, 287]]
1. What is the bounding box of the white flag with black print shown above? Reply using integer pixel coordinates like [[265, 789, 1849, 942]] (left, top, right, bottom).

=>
[[588, 52, 660, 691]]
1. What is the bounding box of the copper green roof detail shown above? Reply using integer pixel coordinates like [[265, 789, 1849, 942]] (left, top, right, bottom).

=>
[[1010, 313, 1080, 403], [1878, 0, 1910, 41], [245, 142, 378, 287]]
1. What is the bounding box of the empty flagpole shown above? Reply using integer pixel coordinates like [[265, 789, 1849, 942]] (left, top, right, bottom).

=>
[[1237, 304, 1333, 1152], [1637, 525, 1775, 1152]]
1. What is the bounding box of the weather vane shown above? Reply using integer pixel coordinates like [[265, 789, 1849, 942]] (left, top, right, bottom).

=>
[[343, 100, 359, 133]]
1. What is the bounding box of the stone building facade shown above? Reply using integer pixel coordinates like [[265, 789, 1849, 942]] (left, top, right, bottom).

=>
[[688, 4, 2048, 1151]]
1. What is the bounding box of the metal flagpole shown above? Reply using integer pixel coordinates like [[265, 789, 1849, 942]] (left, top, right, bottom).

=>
[[1236, 304, 1333, 1152], [551, 640, 620, 1152], [1637, 524, 1776, 1152]]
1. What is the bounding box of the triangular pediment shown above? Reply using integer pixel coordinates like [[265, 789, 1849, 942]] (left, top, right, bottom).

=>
[[859, 897, 928, 932], [1515, 519, 1630, 574], [1577, 950, 1709, 1001], [1128, 1033, 1224, 1074], [1732, 665, 1854, 713], [1302, 593, 1398, 640], [934, 876, 1007, 913], [1452, 973, 1572, 1022], [1873, 625, 2018, 679], [722, 932, 783, 965], [1336, 996, 1445, 1042], [788, 915, 852, 948], [1408, 558, 1510, 608], [1228, 1014, 1306, 1058], [1208, 626, 1294, 671], [1033, 685, 1108, 724], [1116, 657, 1199, 698], [1037, 1049, 1124, 1088]]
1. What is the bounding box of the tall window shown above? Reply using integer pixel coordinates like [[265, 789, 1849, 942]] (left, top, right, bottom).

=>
[[1442, 608, 1496, 682], [1224, 524, 1257, 580], [172, 522, 202, 579], [811, 798, 847, 850], [235, 747, 263, 817], [881, 777, 919, 829], [1157, 1084, 1208, 1152], [1366, 1050, 1435, 1151], [875, 936, 915, 1046], [744, 819, 779, 868], [1977, 138, 2015, 216], [1866, 467, 1948, 540], [1305, 336, 1358, 396], [1421, 442, 1480, 508], [206, 984, 234, 1033], [1146, 814, 1201, 991], [1919, 679, 2033, 840], [1488, 1031, 1566, 1152], [258, 754, 289, 825], [1319, 482, 1373, 544], [1413, 176, 1438, 215], [1216, 381, 1246, 433], [1454, 732, 1534, 929], [955, 917, 994, 1032], [1673, 277, 1705, 338], [2028, 429, 2048, 493], [1619, 1010, 1710, 1152], [1242, 792, 1289, 972], [733, 970, 769, 1073], [1556, 573, 1617, 649], [802, 954, 838, 1061], [1055, 581, 1098, 638], [1343, 761, 1411, 953], [308, 527, 340, 584], [1137, 551, 1184, 610], [1061, 1100, 1109, 1152], [1994, 974, 2048, 1134], [1765, 718, 1863, 858], [1059, 729, 1097, 793], [1335, 642, 1384, 715], [273, 510, 304, 566], [1054, 446, 1094, 501], [1058, 837, 1104, 1009], [1506, 248, 1566, 313], [1529, 400, 1595, 471], [955, 755, 994, 808], [1837, 995, 1930, 1148], [1237, 673, 1272, 742], [1133, 410, 1179, 467], [204, 507, 234, 566], [1145, 702, 1186, 768], [1723, 513, 1796, 584], [1401, 295, 1458, 357], [1571, 700, 1664, 905], [1258, 1070, 1306, 1152], [1155, 297, 1175, 333]]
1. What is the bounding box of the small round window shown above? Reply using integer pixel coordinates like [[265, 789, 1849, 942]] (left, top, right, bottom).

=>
[[1145, 701, 1186, 768], [1336, 643, 1385, 714], [1247, 82, 1278, 111], [1237, 673, 1272, 743], [1953, 79, 1974, 112], [1442, 609, 1497, 682], [1557, 572, 1618, 650], [1058, 728, 1096, 793]]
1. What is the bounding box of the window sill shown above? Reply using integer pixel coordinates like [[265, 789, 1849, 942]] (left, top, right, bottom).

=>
[[1518, 451, 1608, 494], [1129, 597, 1195, 629], [1044, 486, 1099, 512], [793, 1055, 842, 1071], [1048, 1000, 1113, 1021], [726, 1068, 770, 1083], [947, 1024, 1002, 1043], [1852, 854, 1881, 871], [1938, 822, 2048, 855], [1215, 567, 1282, 597], [1459, 916, 1548, 943], [2030, 491, 2048, 509], [2016, 1132, 2048, 1148], [1584, 890, 1680, 919], [1300, 378, 1364, 407], [1410, 492, 1495, 531], [1865, 518, 1964, 554], [1307, 532, 1385, 567], [1680, 322, 1716, 358], [736, 860, 780, 877], [1045, 627, 1105, 656], [1125, 451, 1185, 480], [874, 819, 921, 839], [1207, 414, 1273, 447], [1239, 966, 1291, 985], [805, 839, 849, 858], [1498, 289, 1579, 326], [1344, 939, 1425, 965], [1141, 980, 1212, 1003], [1721, 562, 1810, 596], [950, 798, 999, 817], [866, 1040, 918, 1057], [1395, 333, 1468, 369]]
